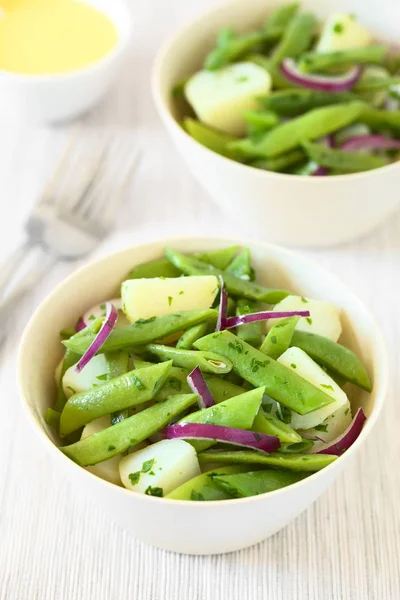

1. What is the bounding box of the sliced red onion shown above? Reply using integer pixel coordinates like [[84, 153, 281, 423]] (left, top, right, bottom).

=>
[[77, 298, 122, 331], [223, 310, 310, 329], [216, 275, 228, 332], [280, 58, 362, 92], [75, 317, 86, 332], [75, 302, 118, 373], [313, 408, 367, 456], [187, 366, 215, 409], [311, 166, 329, 176], [341, 134, 400, 152], [167, 422, 281, 452]]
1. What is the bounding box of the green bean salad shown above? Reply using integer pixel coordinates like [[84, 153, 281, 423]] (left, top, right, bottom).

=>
[[174, 3, 400, 175], [48, 246, 371, 500]]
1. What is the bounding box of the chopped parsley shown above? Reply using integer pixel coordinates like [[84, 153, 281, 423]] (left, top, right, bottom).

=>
[[129, 471, 141, 485], [179, 290, 184, 295], [167, 377, 182, 391], [145, 486, 163, 497], [333, 22, 344, 34], [228, 340, 244, 354], [301, 297, 308, 303], [280, 406, 292, 424], [108, 445, 116, 451], [250, 358, 267, 373], [88, 314, 96, 321], [149, 471, 155, 476], [141, 459, 155, 473], [66, 386, 76, 395], [168, 296, 173, 306], [236, 75, 248, 83], [96, 373, 108, 381], [314, 423, 328, 432], [135, 316, 157, 326], [271, 335, 277, 344], [306, 317, 313, 326], [321, 384, 334, 391], [344, 408, 350, 416], [291, 363, 297, 369], [263, 402, 273, 413], [100, 303, 106, 310], [191, 490, 205, 501]]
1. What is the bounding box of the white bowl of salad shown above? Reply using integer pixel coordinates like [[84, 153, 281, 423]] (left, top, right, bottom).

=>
[[18, 237, 387, 555], [152, 0, 400, 247]]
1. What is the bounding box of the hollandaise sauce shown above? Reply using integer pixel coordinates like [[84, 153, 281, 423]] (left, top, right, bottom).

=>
[[0, 0, 118, 75]]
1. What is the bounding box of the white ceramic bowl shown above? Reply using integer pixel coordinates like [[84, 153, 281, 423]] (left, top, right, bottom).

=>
[[152, 0, 400, 248], [0, 0, 131, 124], [18, 236, 387, 554]]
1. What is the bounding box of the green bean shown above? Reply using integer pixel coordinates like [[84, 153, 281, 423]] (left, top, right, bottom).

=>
[[271, 13, 317, 65], [260, 316, 300, 359], [204, 30, 266, 70], [229, 102, 366, 158], [279, 438, 314, 453], [225, 248, 254, 280], [176, 323, 209, 350], [243, 110, 280, 135], [144, 343, 233, 374], [172, 77, 190, 98], [198, 449, 337, 471], [300, 45, 387, 73], [194, 330, 334, 414], [303, 141, 388, 172], [247, 54, 297, 89], [59, 361, 172, 436], [63, 309, 218, 355], [194, 245, 240, 270], [54, 348, 81, 412], [252, 409, 301, 444], [165, 248, 290, 304], [106, 351, 130, 425], [45, 408, 61, 430], [166, 465, 250, 501], [264, 2, 299, 38], [354, 76, 400, 92], [61, 393, 197, 466], [290, 330, 372, 391], [260, 89, 359, 117], [226, 297, 237, 317], [252, 150, 305, 172], [127, 257, 181, 279], [235, 299, 262, 347], [360, 107, 400, 134], [59, 327, 76, 340], [384, 52, 400, 75], [212, 469, 310, 497], [183, 118, 241, 160]]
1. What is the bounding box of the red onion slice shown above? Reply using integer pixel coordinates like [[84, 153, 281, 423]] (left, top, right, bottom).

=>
[[167, 422, 281, 453], [75, 317, 86, 332], [223, 310, 310, 329], [311, 166, 329, 176], [314, 408, 367, 456], [280, 59, 362, 92], [216, 275, 228, 332], [187, 366, 215, 409], [341, 134, 400, 152], [75, 298, 122, 332], [75, 302, 118, 373]]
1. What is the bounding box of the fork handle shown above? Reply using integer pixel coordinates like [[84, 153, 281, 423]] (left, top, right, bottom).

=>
[[0, 240, 36, 298]]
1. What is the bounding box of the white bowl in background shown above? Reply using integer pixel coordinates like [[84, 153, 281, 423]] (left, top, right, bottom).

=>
[[0, 0, 132, 124], [18, 237, 387, 555], [152, 0, 400, 248]]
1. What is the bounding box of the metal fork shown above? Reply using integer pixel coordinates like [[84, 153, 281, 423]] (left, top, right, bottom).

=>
[[0, 132, 139, 338]]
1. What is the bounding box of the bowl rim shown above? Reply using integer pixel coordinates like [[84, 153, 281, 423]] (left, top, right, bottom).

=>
[[151, 0, 400, 183], [18, 234, 389, 507], [0, 0, 132, 83]]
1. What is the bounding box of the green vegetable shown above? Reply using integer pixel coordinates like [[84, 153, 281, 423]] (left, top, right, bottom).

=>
[[166, 465, 250, 500], [243, 110, 280, 135], [302, 141, 388, 172], [198, 449, 337, 471], [235, 299, 262, 347], [176, 323, 209, 350], [299, 45, 387, 73], [59, 361, 172, 436], [183, 118, 240, 160], [144, 344, 233, 374], [252, 150, 305, 172], [165, 248, 289, 303], [247, 54, 297, 89], [252, 409, 302, 444], [290, 330, 372, 391], [106, 350, 130, 425], [59, 327, 76, 340], [128, 257, 181, 279], [213, 469, 310, 497], [61, 393, 198, 466], [260, 316, 300, 358], [45, 408, 61, 429], [354, 76, 400, 92], [260, 89, 359, 117], [279, 438, 314, 453], [271, 13, 317, 65], [194, 330, 334, 415], [194, 245, 240, 270], [54, 348, 81, 412], [63, 309, 218, 355], [263, 3, 300, 38], [204, 30, 266, 70], [360, 108, 400, 134], [225, 248, 254, 280]]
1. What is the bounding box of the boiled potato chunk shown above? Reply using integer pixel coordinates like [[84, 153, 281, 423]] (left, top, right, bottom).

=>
[[62, 353, 108, 399], [316, 13, 372, 53], [278, 347, 350, 430], [81, 417, 122, 485], [184, 62, 272, 136], [267, 295, 342, 342], [121, 275, 218, 323], [119, 439, 200, 496], [304, 402, 352, 452]]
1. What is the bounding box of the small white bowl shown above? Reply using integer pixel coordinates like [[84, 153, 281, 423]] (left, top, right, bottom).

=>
[[18, 236, 387, 555], [152, 0, 400, 248], [0, 0, 131, 124]]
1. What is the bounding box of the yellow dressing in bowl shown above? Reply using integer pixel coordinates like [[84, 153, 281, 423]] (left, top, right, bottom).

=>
[[0, 0, 118, 75]]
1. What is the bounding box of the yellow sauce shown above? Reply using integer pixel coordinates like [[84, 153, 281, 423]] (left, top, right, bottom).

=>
[[0, 0, 118, 75]]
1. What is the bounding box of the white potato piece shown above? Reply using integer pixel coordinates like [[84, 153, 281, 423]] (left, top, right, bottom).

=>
[[81, 417, 122, 485], [184, 62, 272, 136], [267, 295, 342, 342], [119, 439, 200, 496], [304, 402, 352, 452], [277, 347, 350, 430], [121, 275, 219, 323], [316, 13, 372, 53], [62, 353, 108, 399]]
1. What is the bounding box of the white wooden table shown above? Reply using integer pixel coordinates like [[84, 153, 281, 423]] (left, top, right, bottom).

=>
[[0, 1, 399, 598]]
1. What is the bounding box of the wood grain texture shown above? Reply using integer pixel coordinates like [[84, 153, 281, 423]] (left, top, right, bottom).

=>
[[0, 0, 399, 598]]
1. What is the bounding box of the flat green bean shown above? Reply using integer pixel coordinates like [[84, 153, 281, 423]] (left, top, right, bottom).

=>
[[235, 299, 262, 347], [247, 54, 297, 89], [63, 309, 218, 355], [260, 316, 300, 359], [166, 465, 250, 501], [59, 361, 172, 436], [229, 102, 365, 158], [128, 257, 181, 279], [45, 408, 61, 429], [271, 13, 317, 65], [360, 108, 400, 134], [302, 141, 388, 172], [260, 89, 359, 117], [264, 2, 299, 37], [204, 30, 266, 70], [165, 248, 290, 303], [198, 449, 337, 471], [59, 327, 76, 340], [279, 438, 314, 453], [243, 110, 279, 134], [225, 248, 254, 280], [61, 393, 197, 466], [176, 323, 209, 350], [252, 150, 305, 172], [194, 245, 240, 270], [290, 330, 372, 391], [183, 118, 240, 160], [300, 45, 387, 73], [213, 469, 310, 497], [354, 76, 400, 92], [144, 343, 233, 374], [194, 330, 334, 414], [106, 350, 130, 425], [252, 409, 301, 443], [54, 348, 81, 412]]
